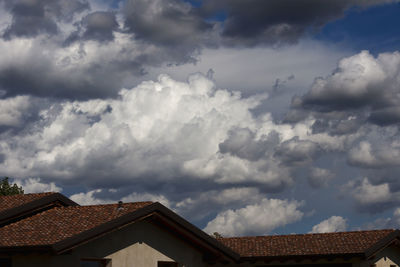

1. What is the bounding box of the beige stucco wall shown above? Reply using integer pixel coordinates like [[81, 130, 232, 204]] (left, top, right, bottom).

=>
[[12, 220, 208, 267], [356, 246, 400, 267]]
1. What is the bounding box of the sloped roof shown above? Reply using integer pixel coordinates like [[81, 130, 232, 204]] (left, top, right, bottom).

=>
[[0, 202, 152, 248], [0, 200, 238, 261], [0, 192, 56, 213], [217, 229, 399, 259], [0, 192, 78, 226]]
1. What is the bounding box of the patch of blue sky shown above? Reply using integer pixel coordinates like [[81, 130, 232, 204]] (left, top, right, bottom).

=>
[[182, 0, 203, 8], [315, 2, 400, 55]]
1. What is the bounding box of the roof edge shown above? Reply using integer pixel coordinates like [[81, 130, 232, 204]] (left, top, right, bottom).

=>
[[364, 229, 400, 258], [151, 203, 240, 261], [0, 192, 79, 225], [51, 202, 239, 261], [239, 252, 365, 262]]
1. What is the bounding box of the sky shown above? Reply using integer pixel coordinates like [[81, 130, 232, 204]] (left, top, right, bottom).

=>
[[1, 0, 400, 237]]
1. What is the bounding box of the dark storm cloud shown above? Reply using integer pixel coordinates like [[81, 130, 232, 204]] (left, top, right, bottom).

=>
[[274, 137, 321, 166], [0, 0, 395, 100], [1, 0, 89, 39], [66, 11, 119, 43], [82, 12, 118, 42], [219, 128, 279, 161], [368, 107, 400, 126], [288, 51, 400, 128], [123, 0, 213, 47], [200, 0, 394, 46], [311, 117, 365, 136], [0, 56, 144, 99]]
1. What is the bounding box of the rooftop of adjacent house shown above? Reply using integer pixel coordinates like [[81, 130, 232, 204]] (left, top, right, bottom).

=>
[[0, 192, 56, 213], [0, 201, 153, 248], [217, 229, 398, 258], [0, 192, 399, 262]]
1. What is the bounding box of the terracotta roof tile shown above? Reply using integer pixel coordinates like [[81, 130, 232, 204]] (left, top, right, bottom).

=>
[[217, 230, 396, 257], [0, 192, 56, 213], [0, 201, 152, 247]]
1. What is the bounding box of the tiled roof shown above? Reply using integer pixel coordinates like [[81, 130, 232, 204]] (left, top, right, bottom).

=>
[[217, 229, 396, 258], [0, 192, 56, 213], [0, 202, 152, 247]]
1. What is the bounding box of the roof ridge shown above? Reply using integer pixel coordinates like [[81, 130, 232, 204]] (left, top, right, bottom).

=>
[[0, 200, 154, 230], [219, 229, 396, 239], [0, 192, 56, 198], [70, 201, 154, 208]]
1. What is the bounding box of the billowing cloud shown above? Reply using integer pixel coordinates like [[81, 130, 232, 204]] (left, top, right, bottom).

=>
[[362, 208, 400, 230], [14, 177, 62, 193], [0, 0, 391, 100], [0, 35, 148, 99], [66, 11, 119, 43], [70, 189, 107, 205], [291, 50, 400, 127], [0, 96, 31, 127], [219, 128, 279, 161], [69, 189, 170, 206], [348, 141, 400, 168], [1, 0, 89, 39], [0, 74, 312, 192], [203, 198, 304, 236], [175, 187, 264, 221], [274, 138, 321, 166], [310, 216, 347, 233], [343, 178, 400, 213], [123, 0, 212, 47], [1, 0, 400, 234], [0, 73, 351, 231]]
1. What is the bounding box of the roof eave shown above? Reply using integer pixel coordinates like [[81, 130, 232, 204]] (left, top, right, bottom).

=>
[[239, 252, 365, 263], [0, 245, 53, 253], [0, 193, 79, 226], [364, 229, 400, 259]]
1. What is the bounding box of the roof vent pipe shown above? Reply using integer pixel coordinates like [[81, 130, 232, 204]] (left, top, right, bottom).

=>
[[117, 201, 123, 211]]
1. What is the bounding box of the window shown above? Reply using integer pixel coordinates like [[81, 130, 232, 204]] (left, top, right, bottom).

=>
[[0, 258, 11, 267], [158, 261, 178, 267], [80, 259, 110, 267]]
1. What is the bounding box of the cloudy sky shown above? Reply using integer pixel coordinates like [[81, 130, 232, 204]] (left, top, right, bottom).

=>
[[1, 0, 400, 237]]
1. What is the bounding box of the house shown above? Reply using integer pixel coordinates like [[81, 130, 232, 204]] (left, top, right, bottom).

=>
[[0, 192, 399, 267]]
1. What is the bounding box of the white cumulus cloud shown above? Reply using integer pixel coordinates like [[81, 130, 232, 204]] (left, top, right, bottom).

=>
[[310, 216, 347, 233], [203, 198, 304, 236], [14, 178, 62, 193], [0, 73, 326, 192]]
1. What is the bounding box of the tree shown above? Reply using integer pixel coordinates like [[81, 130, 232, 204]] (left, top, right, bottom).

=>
[[0, 177, 24, 196], [212, 232, 223, 238]]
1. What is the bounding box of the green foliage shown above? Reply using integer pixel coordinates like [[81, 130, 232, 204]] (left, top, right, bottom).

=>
[[212, 232, 223, 238], [0, 177, 24, 196]]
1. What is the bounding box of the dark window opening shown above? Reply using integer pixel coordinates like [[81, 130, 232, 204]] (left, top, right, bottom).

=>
[[158, 261, 178, 267], [80, 258, 110, 267], [0, 258, 11, 267]]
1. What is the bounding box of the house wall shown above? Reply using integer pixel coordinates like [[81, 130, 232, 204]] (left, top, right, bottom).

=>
[[356, 246, 400, 267], [11, 220, 208, 267], [208, 259, 356, 267]]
